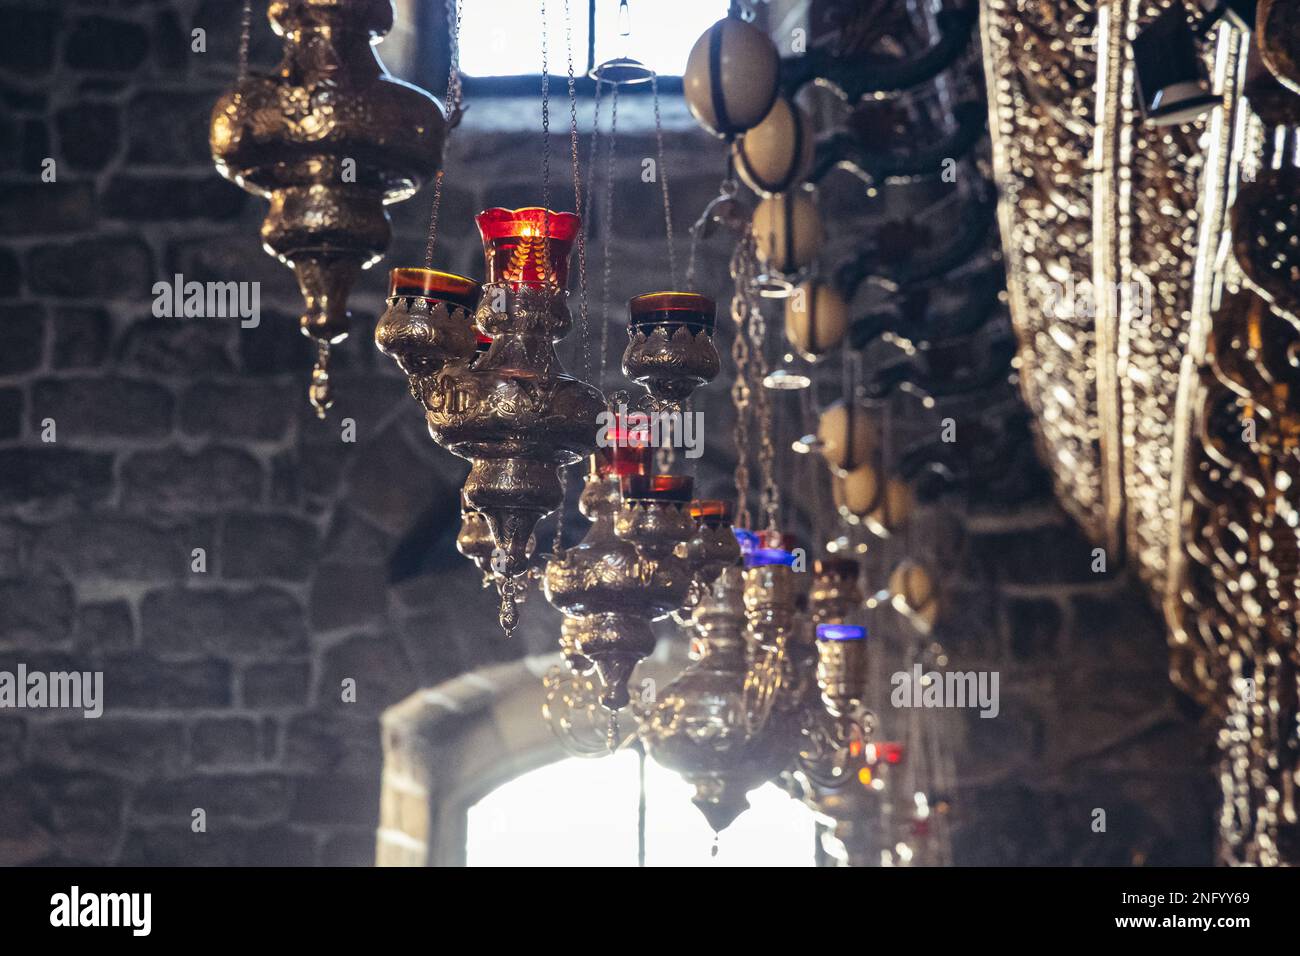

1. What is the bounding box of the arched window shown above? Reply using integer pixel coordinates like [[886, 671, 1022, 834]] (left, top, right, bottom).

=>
[[467, 749, 819, 866]]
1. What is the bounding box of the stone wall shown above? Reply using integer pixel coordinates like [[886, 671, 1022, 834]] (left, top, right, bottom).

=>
[[0, 0, 1214, 865]]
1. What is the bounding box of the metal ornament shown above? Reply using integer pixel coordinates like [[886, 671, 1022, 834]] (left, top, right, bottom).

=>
[[1259, 0, 1300, 94], [684, 500, 742, 592], [622, 292, 721, 410], [543, 459, 692, 711], [800, 560, 873, 789], [683, 15, 781, 140], [639, 566, 799, 832], [982, 0, 1300, 863], [743, 549, 812, 722], [379, 208, 605, 636], [211, 0, 446, 417]]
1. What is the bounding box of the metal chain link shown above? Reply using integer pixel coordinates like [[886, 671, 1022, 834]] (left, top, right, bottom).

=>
[[579, 82, 603, 384], [553, 466, 568, 555], [237, 0, 252, 81], [423, 0, 463, 267], [598, 83, 620, 390], [730, 237, 754, 529], [540, 0, 551, 216], [444, 0, 463, 120], [649, 72, 678, 289], [563, 0, 592, 387], [747, 275, 780, 532]]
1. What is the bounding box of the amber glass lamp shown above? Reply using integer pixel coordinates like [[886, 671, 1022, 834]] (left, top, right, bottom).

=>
[[375, 267, 481, 379]]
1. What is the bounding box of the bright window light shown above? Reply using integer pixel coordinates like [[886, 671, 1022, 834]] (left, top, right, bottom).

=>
[[466, 750, 819, 866], [457, 0, 729, 78]]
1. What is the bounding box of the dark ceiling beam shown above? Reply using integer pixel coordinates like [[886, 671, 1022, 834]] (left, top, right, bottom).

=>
[[778, 6, 977, 100]]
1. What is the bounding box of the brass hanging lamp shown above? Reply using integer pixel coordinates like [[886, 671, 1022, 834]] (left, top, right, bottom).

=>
[[211, 0, 447, 416]]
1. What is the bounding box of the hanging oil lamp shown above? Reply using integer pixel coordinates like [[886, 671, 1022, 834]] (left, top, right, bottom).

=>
[[210, 0, 446, 416], [452, 490, 536, 591], [888, 560, 939, 634], [817, 400, 876, 474], [542, 664, 613, 758], [558, 472, 697, 710], [742, 531, 812, 719], [376, 268, 481, 393], [808, 559, 869, 718], [810, 558, 864, 625], [684, 500, 742, 590], [639, 564, 799, 833], [542, 443, 679, 711], [622, 292, 721, 410], [815, 624, 870, 720], [796, 561, 873, 788], [410, 207, 605, 635], [833, 463, 915, 538], [814, 740, 904, 867]]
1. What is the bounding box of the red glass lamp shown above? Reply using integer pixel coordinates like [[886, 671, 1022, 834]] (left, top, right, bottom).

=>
[[476, 207, 581, 288]]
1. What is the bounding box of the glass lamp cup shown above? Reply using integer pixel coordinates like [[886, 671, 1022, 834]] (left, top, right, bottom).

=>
[[476, 207, 581, 289], [744, 529, 800, 568], [386, 267, 489, 349], [813, 558, 860, 580], [689, 499, 734, 528], [596, 412, 655, 478], [733, 528, 759, 557], [591, 443, 652, 479], [628, 291, 717, 335], [816, 624, 867, 641], [387, 267, 480, 309], [619, 474, 694, 503]]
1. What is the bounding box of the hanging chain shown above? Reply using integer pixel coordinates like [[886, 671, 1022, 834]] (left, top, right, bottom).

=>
[[237, 0, 253, 81], [747, 275, 780, 531], [803, 387, 830, 550], [563, 0, 592, 387], [550, 0, 592, 558], [540, 0, 552, 217], [730, 237, 754, 529], [649, 72, 678, 289], [687, 153, 739, 291], [423, 171, 446, 269], [424, 0, 464, 267], [598, 83, 620, 389], [580, 82, 604, 384], [444, 0, 464, 125], [552, 466, 568, 555]]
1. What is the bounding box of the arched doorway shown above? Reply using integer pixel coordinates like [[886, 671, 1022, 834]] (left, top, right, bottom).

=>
[[378, 655, 818, 866], [467, 749, 817, 866]]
